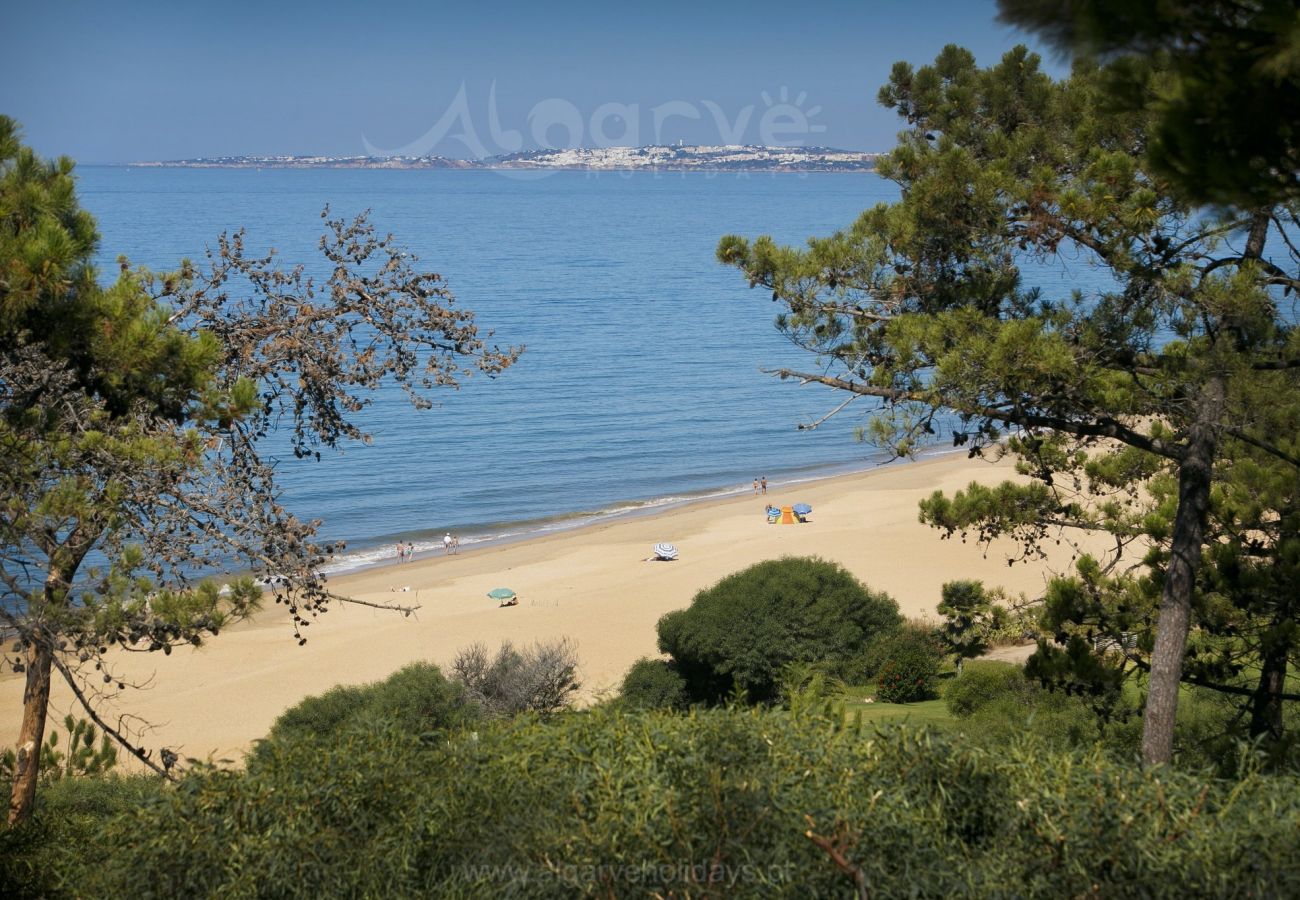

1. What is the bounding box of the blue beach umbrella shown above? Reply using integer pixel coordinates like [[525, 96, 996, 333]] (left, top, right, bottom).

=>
[[487, 587, 517, 601], [653, 542, 679, 561], [792, 503, 812, 517]]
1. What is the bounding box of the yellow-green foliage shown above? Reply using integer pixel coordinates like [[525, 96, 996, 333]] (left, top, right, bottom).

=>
[[0, 715, 117, 784], [43, 705, 1300, 898], [944, 661, 1034, 718]]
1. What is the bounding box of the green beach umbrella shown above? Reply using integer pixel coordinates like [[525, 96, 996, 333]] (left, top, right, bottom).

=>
[[487, 587, 517, 601]]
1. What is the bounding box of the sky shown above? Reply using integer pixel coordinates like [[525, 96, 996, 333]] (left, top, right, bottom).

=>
[[0, 0, 1062, 163]]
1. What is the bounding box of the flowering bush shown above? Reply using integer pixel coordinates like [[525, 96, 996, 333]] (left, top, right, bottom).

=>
[[874, 627, 942, 702]]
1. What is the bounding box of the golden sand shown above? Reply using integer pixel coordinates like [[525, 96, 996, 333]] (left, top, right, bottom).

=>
[[1, 450, 1085, 763]]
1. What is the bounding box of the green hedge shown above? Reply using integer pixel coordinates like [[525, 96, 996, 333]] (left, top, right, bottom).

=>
[[60, 706, 1300, 898]]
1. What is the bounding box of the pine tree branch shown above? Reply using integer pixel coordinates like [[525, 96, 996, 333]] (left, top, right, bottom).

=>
[[1225, 427, 1300, 469], [51, 654, 173, 779], [1128, 655, 1300, 702], [761, 368, 1182, 459], [795, 395, 859, 431]]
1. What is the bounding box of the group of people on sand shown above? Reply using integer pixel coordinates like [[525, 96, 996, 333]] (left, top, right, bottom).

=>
[[752, 476, 768, 495]]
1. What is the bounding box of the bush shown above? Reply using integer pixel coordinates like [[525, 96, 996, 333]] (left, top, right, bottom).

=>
[[254, 661, 479, 760], [0, 774, 162, 898], [872, 624, 943, 703], [963, 691, 1109, 752], [944, 661, 1034, 718], [619, 657, 689, 710], [656, 556, 901, 704], [72, 708, 1300, 898], [451, 638, 581, 717]]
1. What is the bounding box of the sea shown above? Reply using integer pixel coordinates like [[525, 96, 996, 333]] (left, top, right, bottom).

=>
[[73, 167, 994, 573]]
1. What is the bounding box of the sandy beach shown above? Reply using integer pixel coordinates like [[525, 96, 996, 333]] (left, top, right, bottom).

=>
[[1, 450, 1086, 764]]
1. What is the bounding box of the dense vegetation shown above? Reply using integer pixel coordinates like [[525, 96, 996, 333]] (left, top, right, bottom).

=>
[[251, 662, 481, 763], [5, 701, 1299, 898], [647, 556, 901, 705], [4, 574, 1297, 896]]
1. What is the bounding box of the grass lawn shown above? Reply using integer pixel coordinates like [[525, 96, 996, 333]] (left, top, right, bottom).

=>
[[838, 684, 956, 727]]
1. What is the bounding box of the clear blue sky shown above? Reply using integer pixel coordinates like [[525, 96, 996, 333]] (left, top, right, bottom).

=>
[[0, 0, 1060, 163]]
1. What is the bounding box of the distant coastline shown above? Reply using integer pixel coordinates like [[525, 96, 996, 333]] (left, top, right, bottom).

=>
[[126, 144, 880, 173]]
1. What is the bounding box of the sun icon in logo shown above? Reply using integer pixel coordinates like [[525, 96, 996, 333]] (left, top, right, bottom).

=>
[[758, 87, 827, 146]]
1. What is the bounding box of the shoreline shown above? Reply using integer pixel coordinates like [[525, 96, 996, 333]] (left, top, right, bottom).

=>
[[1, 448, 1091, 765], [318, 447, 934, 577]]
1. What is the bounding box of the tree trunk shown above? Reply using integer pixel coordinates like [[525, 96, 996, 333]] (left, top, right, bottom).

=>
[[7, 640, 53, 825], [8, 543, 86, 826], [1249, 631, 1288, 742], [1141, 376, 1225, 765]]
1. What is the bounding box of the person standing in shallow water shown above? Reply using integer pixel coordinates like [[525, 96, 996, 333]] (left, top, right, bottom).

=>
[[753, 477, 759, 494], [444, 532, 453, 554], [761, 477, 767, 495]]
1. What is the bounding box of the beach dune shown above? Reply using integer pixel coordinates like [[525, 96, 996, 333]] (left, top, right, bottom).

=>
[[1, 451, 1088, 764]]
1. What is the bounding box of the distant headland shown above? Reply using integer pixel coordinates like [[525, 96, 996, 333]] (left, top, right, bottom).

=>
[[127, 145, 880, 172]]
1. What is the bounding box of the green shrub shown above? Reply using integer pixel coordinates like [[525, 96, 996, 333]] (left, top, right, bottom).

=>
[[254, 661, 478, 761], [943, 661, 1034, 718], [963, 691, 1107, 752], [951, 671, 1296, 777], [0, 775, 162, 898], [656, 556, 901, 704], [619, 657, 690, 710], [871, 623, 943, 702], [72, 708, 1300, 898]]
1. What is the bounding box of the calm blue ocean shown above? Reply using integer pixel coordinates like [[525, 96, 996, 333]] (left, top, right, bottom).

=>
[[74, 168, 932, 571]]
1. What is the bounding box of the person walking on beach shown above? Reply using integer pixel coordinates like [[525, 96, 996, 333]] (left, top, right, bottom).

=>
[[443, 532, 453, 555], [753, 477, 760, 495], [761, 477, 768, 495]]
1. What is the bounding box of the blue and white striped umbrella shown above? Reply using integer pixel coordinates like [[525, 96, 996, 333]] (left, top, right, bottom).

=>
[[653, 542, 679, 561]]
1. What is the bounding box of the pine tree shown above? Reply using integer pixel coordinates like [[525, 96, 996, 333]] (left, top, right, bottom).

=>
[[718, 48, 1300, 764], [0, 117, 520, 823], [998, 0, 1300, 208]]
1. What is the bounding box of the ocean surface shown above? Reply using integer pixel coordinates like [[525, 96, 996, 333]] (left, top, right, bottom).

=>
[[72, 167, 1074, 573]]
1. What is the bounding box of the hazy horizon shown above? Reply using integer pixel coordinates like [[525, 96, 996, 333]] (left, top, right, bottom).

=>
[[1, 0, 1059, 164]]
